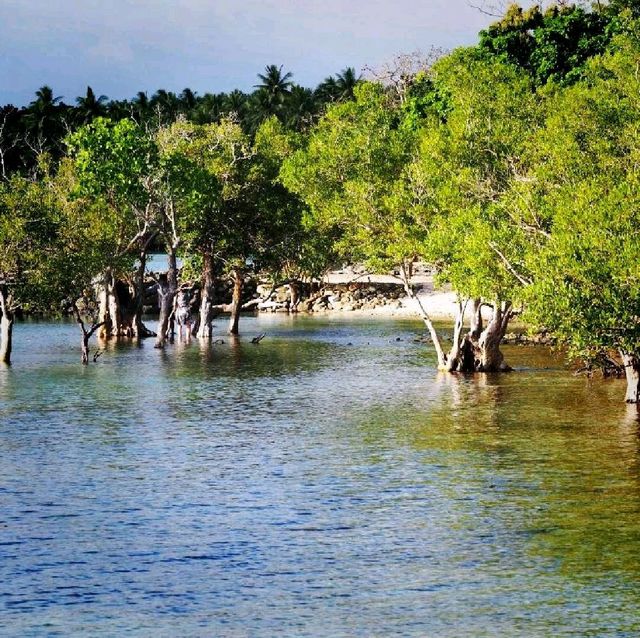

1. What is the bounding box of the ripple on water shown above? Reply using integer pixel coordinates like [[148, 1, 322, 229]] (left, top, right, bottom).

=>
[[1, 316, 639, 636]]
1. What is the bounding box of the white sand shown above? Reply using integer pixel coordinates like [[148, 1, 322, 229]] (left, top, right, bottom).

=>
[[320, 272, 460, 320]]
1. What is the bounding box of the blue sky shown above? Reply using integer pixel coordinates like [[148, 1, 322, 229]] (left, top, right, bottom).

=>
[[0, 0, 498, 107]]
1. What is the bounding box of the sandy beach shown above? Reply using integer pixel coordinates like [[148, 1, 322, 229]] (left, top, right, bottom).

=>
[[320, 271, 460, 320]]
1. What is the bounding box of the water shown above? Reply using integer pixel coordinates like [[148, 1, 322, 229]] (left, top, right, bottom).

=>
[[1, 315, 639, 636]]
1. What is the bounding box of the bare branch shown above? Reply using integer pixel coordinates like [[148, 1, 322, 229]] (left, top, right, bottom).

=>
[[466, 0, 506, 17], [363, 48, 446, 104], [489, 242, 532, 287]]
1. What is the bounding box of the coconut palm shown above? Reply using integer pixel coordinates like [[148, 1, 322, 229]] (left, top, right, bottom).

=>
[[150, 89, 180, 123], [192, 92, 227, 124], [335, 67, 360, 100], [24, 86, 67, 155], [246, 89, 276, 133], [224, 90, 248, 120], [249, 65, 295, 129], [76, 86, 108, 122], [283, 85, 317, 131], [179, 88, 197, 113], [255, 64, 294, 98], [132, 91, 150, 122], [315, 75, 340, 104]]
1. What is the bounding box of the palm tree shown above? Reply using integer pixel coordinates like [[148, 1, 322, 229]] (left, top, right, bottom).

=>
[[283, 85, 317, 131], [179, 87, 197, 113], [246, 89, 275, 133], [224, 89, 248, 120], [249, 65, 294, 128], [135, 91, 149, 109], [335, 67, 360, 100], [132, 91, 150, 122], [25, 86, 67, 155], [316, 68, 360, 105], [106, 99, 132, 121], [75, 86, 108, 122], [255, 64, 294, 98], [150, 89, 180, 124], [30, 85, 62, 110], [315, 75, 339, 104], [192, 92, 226, 124]]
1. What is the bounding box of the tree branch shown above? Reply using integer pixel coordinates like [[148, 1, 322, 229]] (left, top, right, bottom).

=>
[[489, 242, 532, 286]]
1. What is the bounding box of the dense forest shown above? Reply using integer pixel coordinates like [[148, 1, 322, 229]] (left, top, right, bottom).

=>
[[2, 0, 640, 404]]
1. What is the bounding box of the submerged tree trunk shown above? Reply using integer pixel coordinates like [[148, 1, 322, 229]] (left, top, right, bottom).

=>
[[398, 262, 449, 369], [81, 332, 91, 365], [197, 252, 216, 339], [477, 302, 512, 371], [72, 303, 104, 365], [98, 268, 122, 340], [0, 288, 14, 365], [228, 268, 244, 335], [289, 281, 301, 312], [469, 298, 483, 341], [442, 299, 469, 372], [397, 261, 513, 374], [459, 301, 513, 373], [132, 251, 154, 339], [621, 351, 640, 404], [155, 250, 178, 349]]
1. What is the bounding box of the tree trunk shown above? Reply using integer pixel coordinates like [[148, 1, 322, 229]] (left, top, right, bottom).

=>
[[0, 287, 14, 365], [98, 268, 122, 339], [197, 252, 216, 338], [167, 250, 178, 342], [289, 281, 301, 312], [81, 332, 90, 365], [132, 251, 154, 339], [476, 301, 512, 372], [621, 352, 640, 403], [154, 250, 178, 349], [469, 298, 483, 340], [0, 306, 14, 365], [72, 303, 104, 365], [398, 262, 448, 369], [441, 299, 469, 372], [228, 268, 244, 335]]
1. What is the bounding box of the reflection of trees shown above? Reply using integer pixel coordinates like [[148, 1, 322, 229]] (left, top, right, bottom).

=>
[[355, 369, 640, 584], [156, 337, 343, 427]]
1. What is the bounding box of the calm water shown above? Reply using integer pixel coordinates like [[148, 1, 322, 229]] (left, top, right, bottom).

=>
[[1, 315, 639, 637]]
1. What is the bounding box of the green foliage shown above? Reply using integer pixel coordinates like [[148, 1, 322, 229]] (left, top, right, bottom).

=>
[[64, 117, 158, 283], [478, 3, 616, 86], [523, 27, 640, 361], [400, 72, 451, 132], [0, 172, 61, 311], [408, 49, 540, 301], [527, 179, 640, 359], [282, 82, 419, 272], [157, 116, 305, 277], [66, 118, 156, 210], [5, 2, 640, 384]]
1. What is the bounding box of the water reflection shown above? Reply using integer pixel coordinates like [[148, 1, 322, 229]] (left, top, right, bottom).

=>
[[1, 317, 639, 636], [359, 365, 640, 592]]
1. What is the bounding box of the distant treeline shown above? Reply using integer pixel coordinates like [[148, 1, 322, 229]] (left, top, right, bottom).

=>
[[0, 65, 359, 178]]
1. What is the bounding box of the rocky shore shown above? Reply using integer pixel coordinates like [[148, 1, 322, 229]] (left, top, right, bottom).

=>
[[139, 270, 463, 321]]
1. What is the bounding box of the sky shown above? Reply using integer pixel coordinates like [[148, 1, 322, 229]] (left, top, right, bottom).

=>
[[0, 0, 499, 107]]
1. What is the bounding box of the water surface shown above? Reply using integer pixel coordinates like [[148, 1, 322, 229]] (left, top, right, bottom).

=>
[[1, 315, 639, 636]]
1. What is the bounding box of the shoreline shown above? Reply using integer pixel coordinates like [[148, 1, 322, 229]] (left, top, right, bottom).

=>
[[303, 289, 460, 320]]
